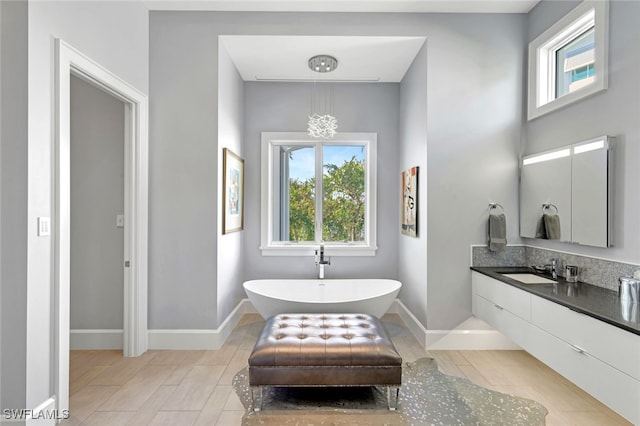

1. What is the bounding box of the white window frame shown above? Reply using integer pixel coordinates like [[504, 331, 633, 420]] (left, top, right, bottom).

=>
[[527, 0, 609, 120], [260, 132, 377, 257]]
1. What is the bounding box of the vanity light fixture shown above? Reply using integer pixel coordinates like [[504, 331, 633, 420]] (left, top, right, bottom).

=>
[[308, 55, 338, 139], [522, 148, 571, 166]]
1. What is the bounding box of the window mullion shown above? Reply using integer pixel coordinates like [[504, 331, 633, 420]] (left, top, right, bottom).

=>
[[314, 143, 323, 243], [547, 47, 557, 103], [280, 147, 290, 241]]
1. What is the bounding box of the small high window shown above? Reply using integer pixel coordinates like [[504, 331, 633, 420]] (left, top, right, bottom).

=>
[[528, 0, 608, 120], [261, 132, 377, 256]]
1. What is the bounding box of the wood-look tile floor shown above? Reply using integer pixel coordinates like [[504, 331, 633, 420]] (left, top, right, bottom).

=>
[[64, 314, 631, 425]]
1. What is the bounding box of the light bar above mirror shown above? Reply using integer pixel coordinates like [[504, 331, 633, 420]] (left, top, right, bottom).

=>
[[522, 148, 571, 166]]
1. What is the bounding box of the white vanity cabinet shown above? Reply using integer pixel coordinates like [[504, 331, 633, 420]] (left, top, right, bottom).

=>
[[472, 272, 533, 349], [471, 271, 640, 424]]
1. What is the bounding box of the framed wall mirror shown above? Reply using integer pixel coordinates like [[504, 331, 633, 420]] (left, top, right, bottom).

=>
[[520, 135, 614, 248]]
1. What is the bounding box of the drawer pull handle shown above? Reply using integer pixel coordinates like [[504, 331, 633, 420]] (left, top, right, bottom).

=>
[[494, 304, 504, 310], [570, 344, 585, 354]]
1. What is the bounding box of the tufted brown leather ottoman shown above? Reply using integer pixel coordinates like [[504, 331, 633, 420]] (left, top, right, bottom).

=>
[[248, 313, 402, 411]]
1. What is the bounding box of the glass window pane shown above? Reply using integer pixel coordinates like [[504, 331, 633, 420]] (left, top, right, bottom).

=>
[[322, 145, 366, 242], [274, 145, 315, 242], [555, 26, 595, 99]]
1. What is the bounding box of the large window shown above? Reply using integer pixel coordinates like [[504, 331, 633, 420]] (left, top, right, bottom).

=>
[[261, 132, 377, 256], [528, 0, 608, 120]]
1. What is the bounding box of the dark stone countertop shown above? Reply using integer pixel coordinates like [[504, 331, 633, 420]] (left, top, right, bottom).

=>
[[471, 266, 640, 336]]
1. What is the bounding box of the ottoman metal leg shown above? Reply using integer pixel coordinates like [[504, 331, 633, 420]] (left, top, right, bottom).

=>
[[251, 386, 263, 412], [387, 386, 399, 411]]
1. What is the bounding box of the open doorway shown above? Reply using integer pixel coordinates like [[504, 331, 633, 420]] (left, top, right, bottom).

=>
[[69, 75, 125, 352], [54, 39, 149, 415]]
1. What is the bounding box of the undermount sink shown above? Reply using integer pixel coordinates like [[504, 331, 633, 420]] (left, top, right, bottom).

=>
[[501, 273, 557, 284]]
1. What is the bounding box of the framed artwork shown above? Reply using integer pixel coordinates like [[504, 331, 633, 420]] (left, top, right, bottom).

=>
[[223, 148, 244, 234], [401, 166, 418, 237]]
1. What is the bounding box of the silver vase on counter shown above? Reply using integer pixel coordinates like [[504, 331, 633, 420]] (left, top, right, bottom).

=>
[[565, 265, 579, 283], [618, 276, 640, 303]]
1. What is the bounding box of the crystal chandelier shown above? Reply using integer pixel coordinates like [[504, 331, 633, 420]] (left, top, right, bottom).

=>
[[308, 113, 338, 139], [307, 55, 338, 139]]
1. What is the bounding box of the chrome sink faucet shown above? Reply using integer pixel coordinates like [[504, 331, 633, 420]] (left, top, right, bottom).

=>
[[315, 241, 331, 279], [546, 258, 558, 279]]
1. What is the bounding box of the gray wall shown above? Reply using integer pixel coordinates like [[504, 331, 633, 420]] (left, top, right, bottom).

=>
[[150, 11, 526, 333], [149, 13, 219, 329], [424, 14, 526, 330], [217, 44, 245, 324], [1, 1, 3, 408], [399, 42, 428, 327], [1, 0, 28, 411], [70, 75, 124, 331], [27, 0, 148, 409], [400, 15, 526, 330], [525, 0, 640, 264], [243, 82, 400, 281]]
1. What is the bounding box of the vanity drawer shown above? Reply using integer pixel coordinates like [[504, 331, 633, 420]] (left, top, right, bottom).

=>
[[476, 295, 528, 349], [527, 322, 640, 425], [531, 295, 640, 380], [472, 272, 531, 321]]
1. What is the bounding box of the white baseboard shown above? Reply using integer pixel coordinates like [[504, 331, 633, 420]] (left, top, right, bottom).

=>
[[147, 299, 256, 350], [389, 300, 520, 350], [21, 397, 69, 425], [388, 299, 428, 345], [425, 329, 521, 350], [145, 298, 516, 351], [70, 329, 123, 350]]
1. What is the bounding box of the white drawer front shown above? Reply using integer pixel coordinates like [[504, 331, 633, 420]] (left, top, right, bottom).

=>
[[473, 272, 531, 320], [476, 295, 528, 349], [531, 295, 640, 380], [527, 323, 640, 425]]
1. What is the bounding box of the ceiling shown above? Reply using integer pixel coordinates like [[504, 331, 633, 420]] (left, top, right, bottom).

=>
[[145, 0, 540, 14], [147, 0, 540, 83], [221, 36, 427, 83]]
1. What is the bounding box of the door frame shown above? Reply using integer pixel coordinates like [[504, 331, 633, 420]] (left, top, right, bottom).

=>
[[54, 38, 148, 414]]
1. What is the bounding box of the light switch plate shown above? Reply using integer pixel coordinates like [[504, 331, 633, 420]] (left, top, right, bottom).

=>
[[38, 217, 51, 236], [116, 214, 125, 228]]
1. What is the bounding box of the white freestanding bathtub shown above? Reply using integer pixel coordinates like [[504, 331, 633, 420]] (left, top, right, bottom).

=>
[[243, 279, 402, 319]]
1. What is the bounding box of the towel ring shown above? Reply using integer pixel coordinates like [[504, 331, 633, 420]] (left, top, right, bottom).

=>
[[542, 203, 558, 214], [488, 203, 504, 214]]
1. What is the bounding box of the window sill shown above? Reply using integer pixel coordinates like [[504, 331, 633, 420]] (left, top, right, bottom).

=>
[[528, 83, 607, 121], [260, 244, 378, 257]]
